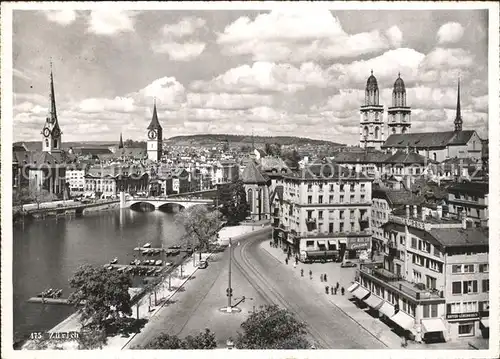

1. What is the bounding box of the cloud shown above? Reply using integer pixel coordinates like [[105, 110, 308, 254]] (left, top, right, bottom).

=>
[[187, 92, 273, 110], [385, 26, 403, 47], [44, 10, 77, 26], [88, 11, 138, 35], [78, 97, 136, 113], [135, 76, 186, 108], [191, 61, 330, 94], [153, 41, 206, 61], [13, 68, 32, 82], [217, 11, 403, 62], [419, 47, 474, 70], [437, 22, 464, 44], [161, 17, 206, 38]]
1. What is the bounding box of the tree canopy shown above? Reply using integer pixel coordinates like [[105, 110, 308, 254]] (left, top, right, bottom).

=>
[[140, 329, 217, 349], [68, 264, 133, 334], [234, 304, 311, 349], [175, 205, 222, 257], [217, 180, 250, 225]]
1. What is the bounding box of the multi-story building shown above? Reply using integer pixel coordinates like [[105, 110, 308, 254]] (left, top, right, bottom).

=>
[[84, 164, 149, 198], [352, 206, 489, 343], [66, 164, 88, 196], [274, 162, 373, 262], [447, 182, 488, 228]]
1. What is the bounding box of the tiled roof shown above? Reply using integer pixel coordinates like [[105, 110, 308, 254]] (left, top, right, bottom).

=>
[[447, 131, 476, 145], [13, 150, 72, 167], [259, 156, 290, 172], [289, 161, 371, 181], [429, 227, 489, 248], [74, 147, 113, 155], [333, 150, 391, 163], [241, 161, 268, 184], [447, 182, 488, 196], [372, 187, 422, 206], [382, 132, 456, 149], [384, 150, 434, 164]]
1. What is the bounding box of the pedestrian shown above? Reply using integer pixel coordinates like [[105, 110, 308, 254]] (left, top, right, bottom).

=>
[[336, 282, 340, 290], [295, 257, 298, 265], [270, 240, 272, 247], [324, 273, 328, 282], [341, 287, 345, 295], [293, 261, 297, 269], [330, 287, 334, 295], [334, 287, 337, 295], [301, 268, 304, 277], [325, 285, 329, 294], [285, 258, 289, 265], [309, 270, 312, 279], [320, 274, 324, 282]]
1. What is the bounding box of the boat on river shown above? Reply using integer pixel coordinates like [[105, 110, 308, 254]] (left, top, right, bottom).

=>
[[143, 243, 152, 248], [155, 260, 163, 266], [110, 257, 118, 264]]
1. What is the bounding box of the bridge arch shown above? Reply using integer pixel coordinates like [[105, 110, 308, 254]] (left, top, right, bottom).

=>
[[129, 201, 156, 212], [158, 202, 186, 213]]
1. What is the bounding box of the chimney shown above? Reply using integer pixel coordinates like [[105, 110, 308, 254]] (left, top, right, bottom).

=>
[[405, 205, 410, 218], [413, 205, 418, 218], [462, 217, 467, 230], [406, 175, 411, 190], [421, 207, 426, 221], [437, 205, 442, 219]]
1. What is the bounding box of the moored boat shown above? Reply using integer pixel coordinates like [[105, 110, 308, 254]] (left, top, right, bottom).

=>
[[110, 257, 118, 264], [155, 260, 163, 266], [143, 243, 152, 248]]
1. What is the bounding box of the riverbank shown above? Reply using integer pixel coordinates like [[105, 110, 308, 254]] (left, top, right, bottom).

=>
[[20, 223, 270, 350]]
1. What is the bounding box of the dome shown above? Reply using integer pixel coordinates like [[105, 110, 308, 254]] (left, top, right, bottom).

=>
[[366, 70, 378, 91], [393, 73, 406, 93]]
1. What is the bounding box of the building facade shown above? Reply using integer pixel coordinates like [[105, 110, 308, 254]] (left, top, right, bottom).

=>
[[242, 161, 271, 221], [447, 182, 488, 228], [387, 74, 411, 135], [66, 164, 87, 196], [353, 207, 489, 343]]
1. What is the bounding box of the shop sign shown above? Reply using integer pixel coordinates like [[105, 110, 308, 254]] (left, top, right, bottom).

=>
[[348, 237, 370, 250], [389, 215, 426, 230], [446, 312, 479, 320]]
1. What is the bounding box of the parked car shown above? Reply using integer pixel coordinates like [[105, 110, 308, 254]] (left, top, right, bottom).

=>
[[197, 261, 208, 269], [340, 261, 357, 268]]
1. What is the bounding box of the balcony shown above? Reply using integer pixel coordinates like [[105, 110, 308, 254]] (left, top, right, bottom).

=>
[[358, 264, 444, 302]]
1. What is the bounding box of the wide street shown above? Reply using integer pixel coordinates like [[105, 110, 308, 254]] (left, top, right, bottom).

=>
[[125, 228, 386, 349]]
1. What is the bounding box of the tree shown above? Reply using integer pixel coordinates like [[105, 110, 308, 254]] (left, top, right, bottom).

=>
[[234, 304, 311, 349], [217, 180, 250, 225], [68, 264, 133, 337], [283, 149, 301, 169], [140, 329, 217, 349], [175, 205, 222, 260]]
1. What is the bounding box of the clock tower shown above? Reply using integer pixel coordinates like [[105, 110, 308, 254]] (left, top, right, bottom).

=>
[[41, 63, 62, 153], [147, 100, 163, 162]]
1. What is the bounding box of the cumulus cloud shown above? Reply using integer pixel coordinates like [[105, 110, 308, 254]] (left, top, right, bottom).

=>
[[136, 76, 186, 108], [154, 41, 206, 61], [187, 92, 273, 110], [78, 97, 136, 113], [437, 22, 464, 44], [420, 47, 474, 70], [88, 11, 138, 35], [44, 10, 77, 25], [217, 11, 403, 62], [161, 17, 206, 38], [191, 61, 330, 94], [385, 26, 403, 47]]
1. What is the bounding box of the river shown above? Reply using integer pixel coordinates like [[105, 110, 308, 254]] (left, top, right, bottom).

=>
[[13, 208, 185, 344]]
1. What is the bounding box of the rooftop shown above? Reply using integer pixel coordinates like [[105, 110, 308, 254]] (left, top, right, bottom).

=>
[[429, 227, 489, 248], [382, 130, 476, 149]]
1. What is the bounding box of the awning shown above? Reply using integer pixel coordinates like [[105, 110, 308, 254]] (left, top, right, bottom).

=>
[[363, 294, 384, 309], [328, 240, 337, 245], [378, 301, 395, 317], [351, 286, 370, 300], [480, 318, 489, 328], [317, 240, 326, 245], [421, 318, 446, 333], [347, 282, 360, 293], [390, 311, 415, 331]]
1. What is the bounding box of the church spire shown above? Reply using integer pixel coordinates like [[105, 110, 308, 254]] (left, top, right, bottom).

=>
[[48, 60, 58, 124], [147, 99, 161, 130], [454, 77, 463, 132], [119, 133, 124, 149]]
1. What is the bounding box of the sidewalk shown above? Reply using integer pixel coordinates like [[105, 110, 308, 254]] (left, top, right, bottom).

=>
[[261, 241, 403, 349]]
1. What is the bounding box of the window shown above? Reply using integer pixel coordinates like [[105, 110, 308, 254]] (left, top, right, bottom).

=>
[[361, 194, 365, 202], [329, 195, 334, 203], [329, 223, 334, 233], [339, 211, 345, 220], [413, 270, 422, 282], [479, 301, 490, 312], [447, 302, 461, 314], [458, 323, 474, 337], [479, 264, 489, 273], [318, 195, 323, 204], [452, 281, 461, 294], [306, 241, 314, 247], [400, 235, 405, 245], [463, 264, 474, 273], [452, 265, 462, 274], [360, 183, 365, 192], [463, 280, 478, 294], [339, 223, 344, 232], [318, 184, 323, 191], [308, 196, 312, 204], [430, 304, 438, 318], [340, 184, 344, 192], [340, 195, 344, 203], [318, 211, 323, 220], [329, 184, 334, 191], [433, 246, 441, 257], [350, 195, 355, 202], [411, 237, 417, 249], [463, 301, 477, 313], [482, 279, 489, 293], [426, 275, 437, 289]]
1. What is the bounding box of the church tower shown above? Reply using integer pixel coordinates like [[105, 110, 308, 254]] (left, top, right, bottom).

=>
[[360, 70, 385, 150], [41, 62, 62, 153], [387, 73, 411, 135], [147, 100, 163, 162], [454, 78, 463, 132]]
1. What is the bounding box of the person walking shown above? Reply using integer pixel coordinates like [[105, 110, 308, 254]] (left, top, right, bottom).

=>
[[320, 274, 324, 282], [324, 273, 328, 282], [336, 282, 340, 291], [285, 257, 289, 265], [334, 287, 337, 295], [301, 268, 304, 277], [325, 285, 329, 294], [309, 270, 313, 279], [295, 257, 298, 266], [341, 287, 345, 295]]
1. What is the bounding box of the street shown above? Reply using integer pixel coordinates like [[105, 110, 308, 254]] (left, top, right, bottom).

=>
[[126, 228, 386, 349]]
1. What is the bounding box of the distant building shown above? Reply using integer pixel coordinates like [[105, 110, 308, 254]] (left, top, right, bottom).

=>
[[447, 182, 488, 228], [66, 164, 88, 196], [242, 161, 270, 221], [360, 71, 385, 150], [147, 101, 163, 162]]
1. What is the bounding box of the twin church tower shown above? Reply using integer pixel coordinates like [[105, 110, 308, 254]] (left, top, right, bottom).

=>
[[359, 71, 412, 150]]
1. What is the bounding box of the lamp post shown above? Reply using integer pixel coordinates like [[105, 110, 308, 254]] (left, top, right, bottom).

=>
[[226, 238, 233, 312]]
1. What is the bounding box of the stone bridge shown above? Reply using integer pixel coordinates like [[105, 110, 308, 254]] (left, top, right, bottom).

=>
[[120, 193, 214, 210]]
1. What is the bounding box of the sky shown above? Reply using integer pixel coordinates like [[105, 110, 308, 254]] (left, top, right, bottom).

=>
[[12, 8, 489, 145]]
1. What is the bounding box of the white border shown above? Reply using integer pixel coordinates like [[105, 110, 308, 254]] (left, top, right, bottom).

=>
[[1, 2, 499, 359]]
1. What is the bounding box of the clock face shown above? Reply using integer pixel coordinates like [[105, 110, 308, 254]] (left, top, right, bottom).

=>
[[43, 128, 51, 137], [148, 130, 157, 140], [52, 128, 60, 137]]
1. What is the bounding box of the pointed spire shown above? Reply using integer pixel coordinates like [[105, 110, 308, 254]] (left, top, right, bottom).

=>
[[371, 69, 373, 75], [147, 100, 161, 130], [48, 59, 58, 124], [454, 77, 463, 131], [119, 133, 124, 149], [251, 128, 255, 151]]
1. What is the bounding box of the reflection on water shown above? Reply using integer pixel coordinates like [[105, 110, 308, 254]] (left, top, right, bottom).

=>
[[13, 208, 184, 343]]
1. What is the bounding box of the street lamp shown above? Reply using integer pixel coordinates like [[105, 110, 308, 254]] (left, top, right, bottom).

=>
[[226, 238, 233, 312]]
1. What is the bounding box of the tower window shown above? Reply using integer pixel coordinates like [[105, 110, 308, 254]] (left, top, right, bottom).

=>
[[374, 126, 380, 139], [45, 139, 49, 147], [392, 128, 396, 134]]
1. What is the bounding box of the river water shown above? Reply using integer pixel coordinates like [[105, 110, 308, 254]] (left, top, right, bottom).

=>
[[13, 208, 185, 344]]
